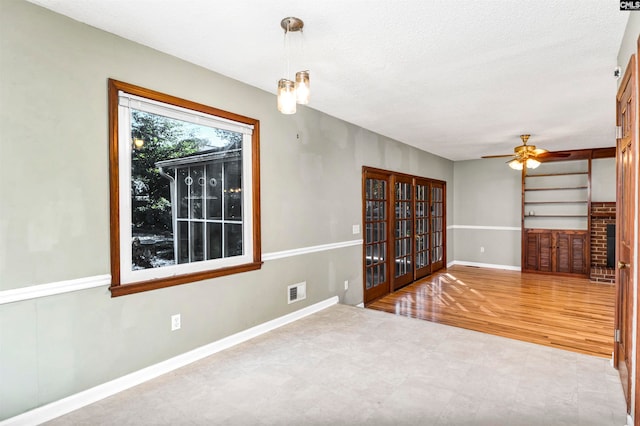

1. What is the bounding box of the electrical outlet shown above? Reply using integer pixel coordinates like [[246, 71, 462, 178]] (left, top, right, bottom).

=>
[[171, 314, 181, 331], [352, 224, 360, 235], [480, 246, 485, 253], [344, 280, 349, 290]]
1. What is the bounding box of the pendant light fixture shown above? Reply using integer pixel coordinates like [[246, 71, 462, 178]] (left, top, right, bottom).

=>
[[277, 17, 310, 114]]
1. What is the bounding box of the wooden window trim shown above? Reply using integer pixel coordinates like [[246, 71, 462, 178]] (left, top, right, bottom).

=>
[[108, 79, 262, 297]]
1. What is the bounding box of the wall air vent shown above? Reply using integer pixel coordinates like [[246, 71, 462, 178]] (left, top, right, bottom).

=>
[[288, 281, 306, 304]]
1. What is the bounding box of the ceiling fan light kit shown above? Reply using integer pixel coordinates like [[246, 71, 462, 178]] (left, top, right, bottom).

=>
[[483, 134, 555, 170]]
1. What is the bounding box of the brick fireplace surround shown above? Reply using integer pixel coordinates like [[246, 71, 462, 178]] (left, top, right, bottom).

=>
[[590, 202, 616, 283]]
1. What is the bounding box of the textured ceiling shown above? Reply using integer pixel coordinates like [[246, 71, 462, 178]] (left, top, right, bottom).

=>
[[28, 0, 629, 161]]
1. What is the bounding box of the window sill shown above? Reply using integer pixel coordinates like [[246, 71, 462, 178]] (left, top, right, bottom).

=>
[[109, 261, 263, 297]]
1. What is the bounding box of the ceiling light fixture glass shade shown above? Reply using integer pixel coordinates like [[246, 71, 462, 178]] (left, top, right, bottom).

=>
[[508, 159, 524, 170], [277, 79, 296, 114], [526, 158, 541, 169], [295, 70, 310, 104], [277, 17, 309, 114]]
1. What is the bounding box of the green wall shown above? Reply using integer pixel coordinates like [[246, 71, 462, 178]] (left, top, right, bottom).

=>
[[0, 1, 453, 419]]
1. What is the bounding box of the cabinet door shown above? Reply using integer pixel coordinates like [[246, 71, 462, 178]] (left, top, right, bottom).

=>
[[524, 231, 552, 272], [556, 231, 587, 274], [539, 233, 553, 272], [556, 233, 571, 273], [570, 233, 587, 274]]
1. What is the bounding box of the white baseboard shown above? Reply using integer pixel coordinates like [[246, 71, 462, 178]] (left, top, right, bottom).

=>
[[447, 260, 521, 271], [0, 296, 339, 426]]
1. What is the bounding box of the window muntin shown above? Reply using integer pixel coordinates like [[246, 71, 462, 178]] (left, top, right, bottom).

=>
[[109, 80, 261, 296]]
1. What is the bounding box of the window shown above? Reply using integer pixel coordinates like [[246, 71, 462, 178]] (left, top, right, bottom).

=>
[[108, 79, 261, 296]]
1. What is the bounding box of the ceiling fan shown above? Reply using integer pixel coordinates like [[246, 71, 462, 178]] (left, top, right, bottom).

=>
[[482, 134, 566, 170]]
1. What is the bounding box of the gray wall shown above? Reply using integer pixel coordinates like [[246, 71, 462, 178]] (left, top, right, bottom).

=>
[[452, 158, 522, 267], [592, 158, 616, 202], [0, 1, 453, 419], [618, 12, 640, 76]]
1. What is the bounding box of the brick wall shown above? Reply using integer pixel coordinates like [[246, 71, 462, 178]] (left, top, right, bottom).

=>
[[590, 202, 616, 283]]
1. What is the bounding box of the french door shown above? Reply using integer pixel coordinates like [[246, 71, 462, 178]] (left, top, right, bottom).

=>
[[363, 170, 391, 303], [393, 175, 414, 290], [363, 167, 446, 303]]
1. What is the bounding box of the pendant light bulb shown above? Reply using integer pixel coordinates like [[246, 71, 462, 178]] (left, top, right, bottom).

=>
[[295, 70, 310, 104], [277, 79, 296, 114]]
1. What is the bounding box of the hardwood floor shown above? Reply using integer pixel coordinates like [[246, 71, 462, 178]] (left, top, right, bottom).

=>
[[367, 265, 616, 358]]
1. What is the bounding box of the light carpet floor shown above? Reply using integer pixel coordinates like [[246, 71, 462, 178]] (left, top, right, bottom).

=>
[[46, 304, 627, 425]]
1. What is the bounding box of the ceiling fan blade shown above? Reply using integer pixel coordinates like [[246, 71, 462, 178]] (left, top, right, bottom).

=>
[[537, 151, 571, 159], [481, 154, 514, 159], [533, 148, 548, 155]]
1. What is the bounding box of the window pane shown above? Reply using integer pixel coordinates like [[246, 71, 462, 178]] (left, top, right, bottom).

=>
[[224, 158, 243, 220], [190, 221, 204, 262], [206, 222, 222, 260], [178, 168, 189, 219], [190, 166, 204, 219], [177, 221, 189, 264], [206, 163, 222, 220], [225, 224, 243, 257]]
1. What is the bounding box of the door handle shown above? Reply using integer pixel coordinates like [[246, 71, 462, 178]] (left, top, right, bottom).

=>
[[618, 261, 629, 270]]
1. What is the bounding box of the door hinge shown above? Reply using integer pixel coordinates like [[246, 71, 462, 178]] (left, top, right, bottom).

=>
[[615, 329, 621, 343], [616, 126, 623, 139]]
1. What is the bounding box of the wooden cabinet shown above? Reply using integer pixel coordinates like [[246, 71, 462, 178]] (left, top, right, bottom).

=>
[[524, 229, 588, 275], [522, 158, 591, 277]]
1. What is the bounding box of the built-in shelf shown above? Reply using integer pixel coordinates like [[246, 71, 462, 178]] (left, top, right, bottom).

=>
[[524, 201, 587, 205], [525, 186, 588, 191], [526, 172, 589, 178], [525, 215, 589, 218]]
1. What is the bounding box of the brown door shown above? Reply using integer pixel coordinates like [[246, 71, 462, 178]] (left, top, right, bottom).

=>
[[431, 182, 446, 271], [363, 171, 391, 304], [414, 179, 431, 280], [393, 175, 414, 290], [615, 54, 635, 412]]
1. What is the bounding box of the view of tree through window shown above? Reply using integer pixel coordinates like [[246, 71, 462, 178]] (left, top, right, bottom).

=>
[[130, 109, 243, 270]]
